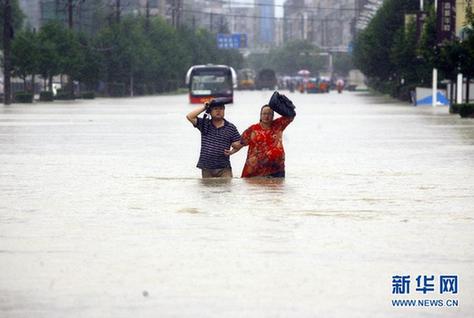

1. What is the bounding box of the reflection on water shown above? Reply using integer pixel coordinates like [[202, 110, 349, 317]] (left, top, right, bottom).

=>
[[243, 176, 286, 188], [176, 207, 202, 214], [199, 177, 233, 188], [0, 92, 473, 317]]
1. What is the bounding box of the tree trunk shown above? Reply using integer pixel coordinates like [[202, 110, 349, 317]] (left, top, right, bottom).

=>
[[69, 77, 75, 97], [466, 76, 471, 103], [449, 81, 455, 105], [32, 74, 36, 95], [48, 75, 53, 92]]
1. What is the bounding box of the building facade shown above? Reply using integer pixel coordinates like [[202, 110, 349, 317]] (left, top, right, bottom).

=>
[[229, 6, 259, 49], [18, 0, 171, 33], [17, 0, 274, 50], [284, 0, 366, 51], [456, 0, 474, 38], [181, 0, 229, 32], [181, 0, 264, 49], [18, 0, 42, 30], [257, 0, 275, 46]]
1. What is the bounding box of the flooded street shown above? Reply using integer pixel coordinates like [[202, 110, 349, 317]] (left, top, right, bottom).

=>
[[1, 91, 473, 317]]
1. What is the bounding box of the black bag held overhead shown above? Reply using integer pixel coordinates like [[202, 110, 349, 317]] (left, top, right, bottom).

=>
[[205, 97, 233, 113], [269, 91, 296, 117]]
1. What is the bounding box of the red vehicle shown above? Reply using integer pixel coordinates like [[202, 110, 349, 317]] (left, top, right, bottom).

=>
[[185, 64, 237, 104]]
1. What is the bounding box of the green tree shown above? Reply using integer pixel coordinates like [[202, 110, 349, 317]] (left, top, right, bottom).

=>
[[461, 1, 474, 101], [0, 0, 24, 49], [31, 13, 244, 97], [418, 6, 438, 68], [148, 17, 189, 92], [419, 3, 474, 101], [269, 40, 325, 75], [37, 22, 82, 95], [11, 28, 39, 92], [353, 0, 419, 93], [97, 17, 154, 95], [389, 19, 431, 98], [245, 53, 270, 71], [179, 27, 218, 66], [247, 40, 325, 75], [58, 29, 83, 95], [333, 53, 354, 77], [76, 34, 104, 91], [37, 22, 63, 91]]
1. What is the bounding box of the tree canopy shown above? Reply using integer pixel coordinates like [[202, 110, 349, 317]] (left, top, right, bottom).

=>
[[8, 13, 244, 96], [353, 0, 473, 100]]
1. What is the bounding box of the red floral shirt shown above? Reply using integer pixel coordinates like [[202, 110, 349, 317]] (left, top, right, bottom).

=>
[[240, 116, 294, 178]]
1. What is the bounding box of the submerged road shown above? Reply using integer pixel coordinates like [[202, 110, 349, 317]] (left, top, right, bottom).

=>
[[0, 90, 473, 317]]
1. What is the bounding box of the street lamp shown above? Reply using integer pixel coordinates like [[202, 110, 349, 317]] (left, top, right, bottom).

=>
[[432, 0, 438, 107], [457, 62, 463, 104]]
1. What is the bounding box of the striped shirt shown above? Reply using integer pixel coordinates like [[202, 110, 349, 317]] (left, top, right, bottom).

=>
[[195, 117, 240, 169]]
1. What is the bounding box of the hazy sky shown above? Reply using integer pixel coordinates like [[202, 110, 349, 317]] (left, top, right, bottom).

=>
[[230, 0, 284, 17], [275, 0, 284, 17]]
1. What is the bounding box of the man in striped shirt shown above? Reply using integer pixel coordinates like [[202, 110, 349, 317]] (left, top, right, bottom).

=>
[[186, 102, 241, 178]]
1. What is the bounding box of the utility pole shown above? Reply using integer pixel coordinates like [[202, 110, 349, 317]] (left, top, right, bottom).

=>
[[210, 12, 214, 32], [432, 0, 438, 107], [3, 0, 12, 105], [321, 18, 327, 47], [310, 14, 314, 42], [300, 13, 304, 39], [116, 0, 120, 23], [77, 0, 82, 32], [176, 0, 182, 28], [171, 0, 176, 27], [145, 0, 150, 32], [68, 0, 73, 29], [171, 0, 181, 28], [55, 0, 60, 19]]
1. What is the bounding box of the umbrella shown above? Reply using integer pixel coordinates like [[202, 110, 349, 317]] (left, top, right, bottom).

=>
[[297, 69, 310, 76]]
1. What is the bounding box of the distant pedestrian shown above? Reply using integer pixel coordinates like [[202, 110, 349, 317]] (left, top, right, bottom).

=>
[[226, 92, 296, 178], [186, 99, 240, 178], [336, 79, 345, 93]]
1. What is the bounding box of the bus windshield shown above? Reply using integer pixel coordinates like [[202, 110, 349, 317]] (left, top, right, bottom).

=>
[[191, 74, 232, 95], [191, 73, 232, 96]]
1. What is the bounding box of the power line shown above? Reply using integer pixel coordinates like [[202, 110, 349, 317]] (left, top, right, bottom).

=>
[[182, 8, 345, 22], [36, 1, 353, 28], [207, 0, 360, 12]]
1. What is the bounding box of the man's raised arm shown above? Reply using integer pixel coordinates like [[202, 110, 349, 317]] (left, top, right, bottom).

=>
[[186, 104, 208, 126]]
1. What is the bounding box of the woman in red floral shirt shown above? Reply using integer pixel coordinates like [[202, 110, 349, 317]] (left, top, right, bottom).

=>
[[226, 104, 295, 178]]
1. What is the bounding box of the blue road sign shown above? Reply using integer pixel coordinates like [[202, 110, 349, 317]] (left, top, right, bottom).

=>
[[348, 42, 353, 54], [217, 33, 247, 49]]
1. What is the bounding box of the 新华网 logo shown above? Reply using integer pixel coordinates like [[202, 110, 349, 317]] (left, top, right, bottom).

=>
[[391, 275, 459, 308]]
